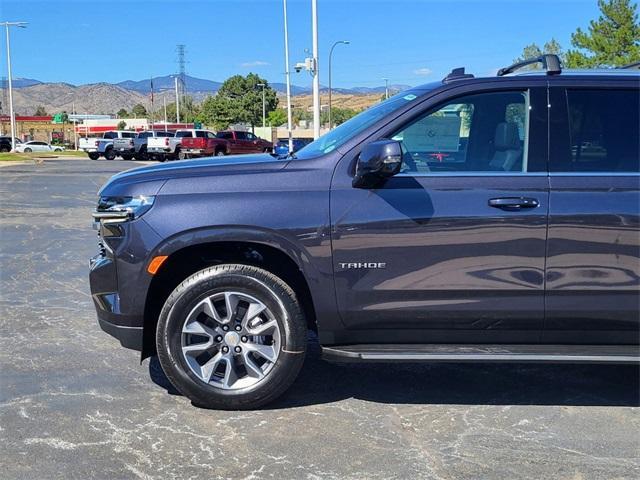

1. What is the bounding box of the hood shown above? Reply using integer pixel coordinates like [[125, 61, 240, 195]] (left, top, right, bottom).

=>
[[99, 153, 289, 197]]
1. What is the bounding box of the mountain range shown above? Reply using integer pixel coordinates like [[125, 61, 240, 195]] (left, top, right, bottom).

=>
[[1, 74, 411, 115]]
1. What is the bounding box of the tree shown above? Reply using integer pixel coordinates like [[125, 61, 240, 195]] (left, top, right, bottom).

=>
[[117, 108, 128, 118], [320, 107, 358, 127], [267, 109, 287, 127], [566, 0, 640, 67], [514, 38, 566, 69], [131, 103, 147, 118], [198, 74, 278, 130], [34, 105, 48, 116], [117, 120, 127, 130]]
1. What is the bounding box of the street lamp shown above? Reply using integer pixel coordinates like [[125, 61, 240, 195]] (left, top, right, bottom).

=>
[[256, 83, 266, 127], [1, 21, 27, 152], [173, 76, 180, 125], [382, 78, 389, 99], [328, 40, 349, 130]]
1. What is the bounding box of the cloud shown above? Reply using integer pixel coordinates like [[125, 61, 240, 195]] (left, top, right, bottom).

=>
[[413, 67, 432, 76], [241, 61, 270, 67]]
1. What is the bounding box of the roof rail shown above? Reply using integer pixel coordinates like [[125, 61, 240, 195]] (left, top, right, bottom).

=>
[[618, 61, 640, 70], [443, 67, 475, 83], [497, 54, 562, 76]]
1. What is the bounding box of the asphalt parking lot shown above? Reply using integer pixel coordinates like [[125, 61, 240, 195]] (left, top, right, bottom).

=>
[[0, 158, 638, 480]]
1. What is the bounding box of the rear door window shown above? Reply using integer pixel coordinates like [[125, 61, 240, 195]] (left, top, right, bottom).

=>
[[176, 131, 193, 138], [556, 89, 639, 173]]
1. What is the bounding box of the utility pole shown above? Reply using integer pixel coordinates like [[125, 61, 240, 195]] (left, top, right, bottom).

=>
[[383, 78, 389, 99], [256, 83, 266, 127], [311, 0, 320, 139], [163, 95, 167, 131], [328, 40, 349, 129], [174, 76, 180, 125], [283, 0, 293, 152], [72, 102, 77, 150], [1, 21, 27, 151]]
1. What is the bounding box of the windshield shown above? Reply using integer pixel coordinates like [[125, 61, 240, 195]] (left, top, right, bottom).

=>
[[294, 91, 422, 158]]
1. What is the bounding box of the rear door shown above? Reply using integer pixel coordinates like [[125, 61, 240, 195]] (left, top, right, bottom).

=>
[[330, 84, 550, 344], [235, 131, 250, 153], [545, 81, 640, 345]]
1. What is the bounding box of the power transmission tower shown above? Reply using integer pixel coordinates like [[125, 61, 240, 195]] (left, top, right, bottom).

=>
[[176, 44, 187, 99]]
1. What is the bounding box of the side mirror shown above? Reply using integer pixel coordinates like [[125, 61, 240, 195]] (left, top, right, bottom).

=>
[[353, 140, 402, 188]]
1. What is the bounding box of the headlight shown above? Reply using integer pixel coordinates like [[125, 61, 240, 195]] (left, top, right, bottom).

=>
[[92, 195, 155, 223]]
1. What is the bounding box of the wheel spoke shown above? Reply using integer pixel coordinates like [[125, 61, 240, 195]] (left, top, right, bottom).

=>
[[224, 292, 240, 323], [200, 351, 224, 382], [202, 297, 224, 323], [242, 351, 265, 379], [182, 339, 213, 355], [244, 300, 267, 325], [246, 319, 278, 336], [222, 356, 239, 388], [245, 343, 277, 363], [182, 320, 217, 339]]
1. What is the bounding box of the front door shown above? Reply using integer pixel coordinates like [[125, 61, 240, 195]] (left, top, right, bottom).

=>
[[330, 87, 549, 344], [545, 84, 640, 345]]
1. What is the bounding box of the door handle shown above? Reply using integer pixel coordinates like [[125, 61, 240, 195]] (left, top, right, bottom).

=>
[[488, 197, 539, 210]]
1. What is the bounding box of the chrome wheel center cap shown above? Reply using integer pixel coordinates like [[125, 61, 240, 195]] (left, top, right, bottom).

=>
[[224, 331, 241, 347]]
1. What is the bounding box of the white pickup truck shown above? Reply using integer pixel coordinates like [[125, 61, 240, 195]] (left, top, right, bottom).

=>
[[146, 129, 203, 161], [79, 131, 137, 160]]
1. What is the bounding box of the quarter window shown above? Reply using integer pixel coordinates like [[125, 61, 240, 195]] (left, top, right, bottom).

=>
[[559, 89, 639, 173], [391, 91, 530, 174]]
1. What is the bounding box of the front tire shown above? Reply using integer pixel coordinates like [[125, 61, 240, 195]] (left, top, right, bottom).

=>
[[156, 264, 307, 410]]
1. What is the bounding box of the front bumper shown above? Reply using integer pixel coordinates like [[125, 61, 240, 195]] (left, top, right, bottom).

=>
[[98, 316, 143, 350], [89, 218, 163, 352]]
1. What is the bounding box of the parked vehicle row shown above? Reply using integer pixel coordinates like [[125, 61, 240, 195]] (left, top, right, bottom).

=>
[[81, 129, 274, 161], [79, 131, 137, 160]]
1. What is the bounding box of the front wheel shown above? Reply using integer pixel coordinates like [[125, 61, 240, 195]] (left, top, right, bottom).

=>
[[156, 264, 307, 410]]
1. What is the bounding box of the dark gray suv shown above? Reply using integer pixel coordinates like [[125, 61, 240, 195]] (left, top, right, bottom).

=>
[[90, 56, 640, 409]]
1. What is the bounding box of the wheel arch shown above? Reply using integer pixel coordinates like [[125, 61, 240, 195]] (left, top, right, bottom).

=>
[[141, 231, 319, 359]]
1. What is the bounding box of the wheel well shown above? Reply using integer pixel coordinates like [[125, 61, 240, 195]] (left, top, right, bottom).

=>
[[141, 241, 317, 359]]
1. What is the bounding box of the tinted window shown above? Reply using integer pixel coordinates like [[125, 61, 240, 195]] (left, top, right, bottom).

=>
[[138, 132, 153, 138], [391, 91, 529, 174], [246, 133, 256, 140], [196, 130, 207, 138], [558, 89, 639, 173], [158, 131, 175, 137], [207, 131, 216, 138], [216, 131, 233, 139], [235, 131, 248, 140], [176, 131, 193, 138], [122, 132, 136, 138], [103, 132, 117, 139]]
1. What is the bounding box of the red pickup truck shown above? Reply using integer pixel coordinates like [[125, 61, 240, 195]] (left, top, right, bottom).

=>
[[180, 130, 273, 159]]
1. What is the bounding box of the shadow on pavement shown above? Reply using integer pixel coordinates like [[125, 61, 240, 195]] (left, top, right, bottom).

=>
[[148, 339, 639, 409]]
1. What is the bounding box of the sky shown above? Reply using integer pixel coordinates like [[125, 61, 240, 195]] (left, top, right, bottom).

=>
[[0, 0, 606, 89]]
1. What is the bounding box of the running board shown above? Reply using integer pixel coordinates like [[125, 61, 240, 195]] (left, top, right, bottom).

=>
[[322, 344, 640, 364]]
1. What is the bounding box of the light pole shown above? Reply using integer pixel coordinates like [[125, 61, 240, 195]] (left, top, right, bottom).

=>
[[383, 78, 389, 99], [283, 0, 294, 153], [311, 0, 320, 139], [256, 83, 266, 127], [1, 21, 27, 151], [328, 40, 349, 130], [174, 76, 180, 125]]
